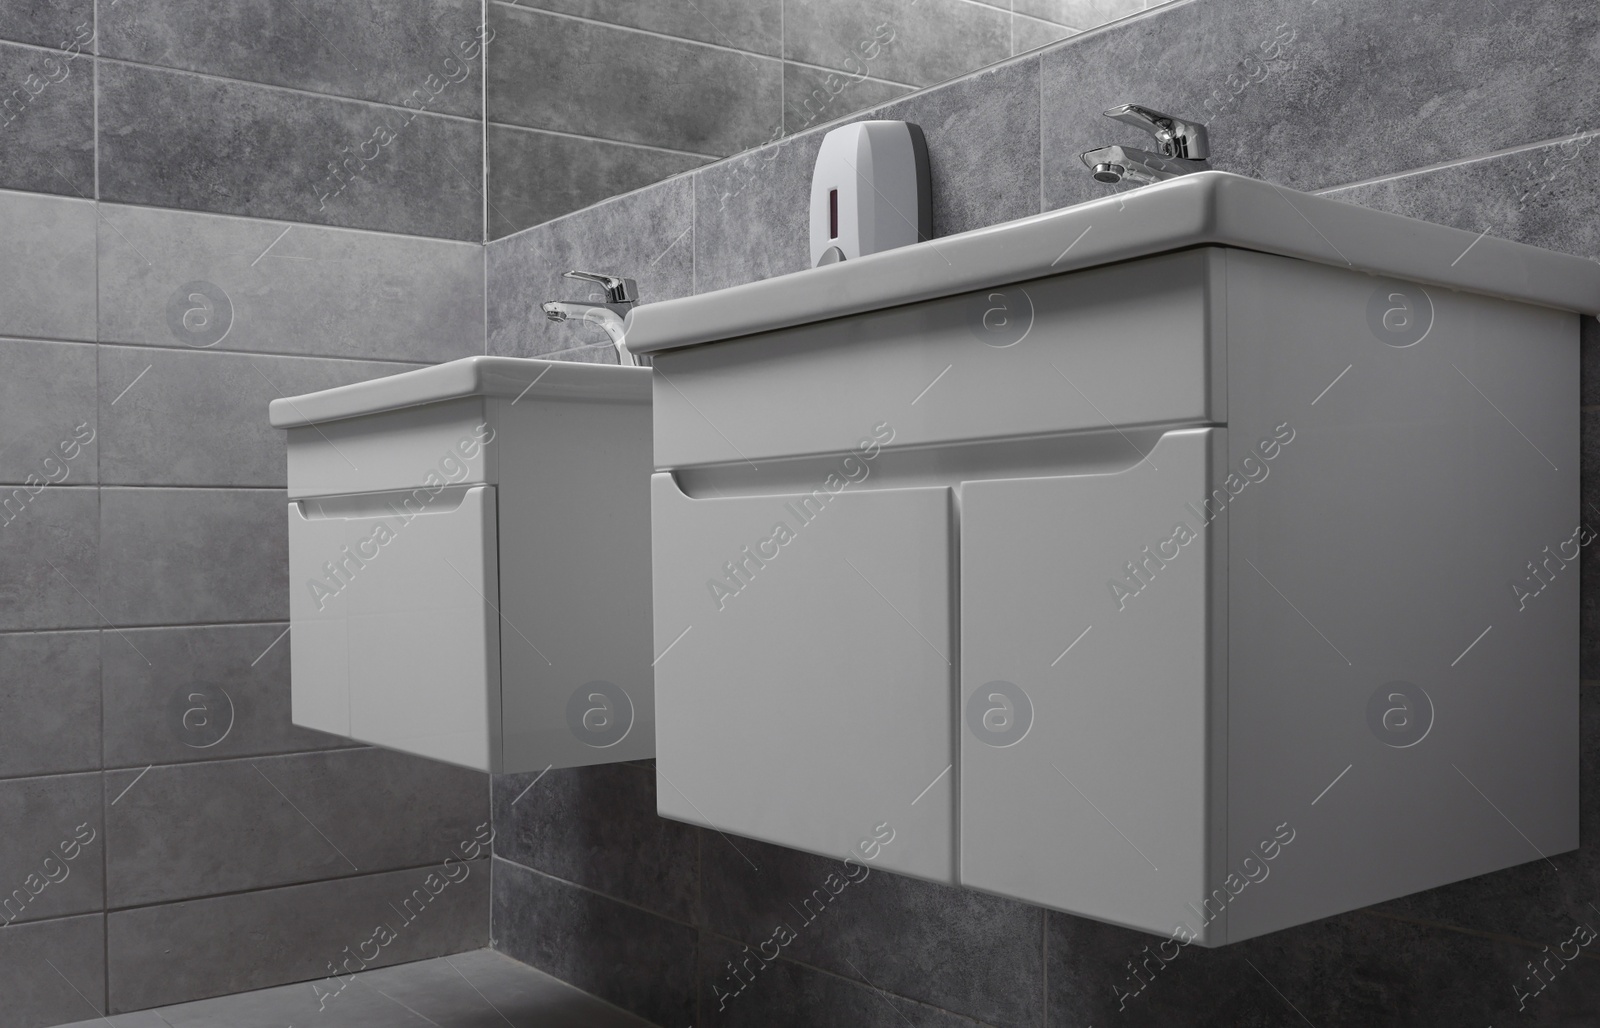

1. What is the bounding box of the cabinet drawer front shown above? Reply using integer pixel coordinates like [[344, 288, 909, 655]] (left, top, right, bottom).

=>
[[959, 428, 1225, 939], [286, 396, 495, 499], [652, 249, 1222, 471], [651, 473, 955, 883], [288, 484, 500, 771]]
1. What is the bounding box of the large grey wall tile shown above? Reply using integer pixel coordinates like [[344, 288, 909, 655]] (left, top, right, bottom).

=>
[[487, 125, 709, 240], [101, 623, 350, 769], [0, 40, 94, 197], [0, 485, 98, 630], [515, 0, 782, 56], [783, 64, 913, 136], [105, 747, 486, 905], [96, 204, 483, 362], [699, 934, 989, 1028], [98, 62, 484, 241], [785, 0, 1009, 87], [693, 130, 825, 292], [0, 773, 103, 924], [0, 189, 96, 342], [0, 630, 99, 778], [492, 856, 697, 1027], [0, 0, 92, 50], [0, 913, 105, 1027], [699, 834, 1043, 1027], [487, 6, 781, 156], [1017, 0, 1147, 28], [1013, 15, 1077, 55], [0, 339, 96, 484], [98, 347, 419, 487], [99, 0, 486, 117], [107, 862, 488, 1011], [491, 762, 698, 921], [99, 487, 285, 625], [1041, 0, 1600, 210], [487, 174, 693, 356]]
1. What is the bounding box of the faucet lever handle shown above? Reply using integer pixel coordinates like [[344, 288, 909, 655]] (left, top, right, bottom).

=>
[[563, 270, 638, 304], [1102, 104, 1209, 160]]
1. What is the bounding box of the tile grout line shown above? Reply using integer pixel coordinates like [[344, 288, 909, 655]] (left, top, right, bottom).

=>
[[486, 119, 725, 161]]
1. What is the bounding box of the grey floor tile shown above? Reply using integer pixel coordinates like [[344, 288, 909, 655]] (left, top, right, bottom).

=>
[[0, 0, 93, 51], [0, 913, 105, 1028], [0, 630, 99, 778], [782, 63, 914, 137], [699, 933, 989, 1028], [96, 202, 484, 362], [106, 862, 489, 1012], [1040, 0, 1600, 211], [492, 856, 697, 1027], [0, 339, 95, 485], [0, 189, 96, 343], [98, 62, 484, 241], [0, 773, 102, 925], [487, 173, 693, 356], [491, 762, 698, 922], [98, 0, 485, 117], [698, 833, 1043, 1027], [104, 747, 487, 906], [0, 484, 98, 631], [97, 346, 419, 487], [487, 6, 781, 157], [99, 487, 285, 625], [784, 0, 1010, 88], [101, 622, 351, 770], [487, 124, 709, 241], [515, 0, 782, 56], [0, 40, 94, 198]]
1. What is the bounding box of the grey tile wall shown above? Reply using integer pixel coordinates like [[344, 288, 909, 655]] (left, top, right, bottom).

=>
[[0, 773, 103, 924], [0, 913, 106, 1026], [0, 630, 100, 779], [0, 0, 94, 52], [0, 339, 96, 483], [0, 190, 96, 342], [0, 38, 95, 198]]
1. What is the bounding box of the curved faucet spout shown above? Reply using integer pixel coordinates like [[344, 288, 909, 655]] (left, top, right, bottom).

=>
[[539, 301, 644, 366]]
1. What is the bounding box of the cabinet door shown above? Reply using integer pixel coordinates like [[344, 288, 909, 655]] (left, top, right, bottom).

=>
[[959, 429, 1225, 939], [288, 485, 500, 771], [651, 474, 955, 883]]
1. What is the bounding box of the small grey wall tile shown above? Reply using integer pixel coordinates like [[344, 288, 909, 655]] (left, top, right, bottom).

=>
[[0, 773, 103, 924], [98, 62, 484, 241], [1016, 0, 1147, 29], [491, 763, 698, 921], [0, 485, 98, 631], [0, 339, 96, 484], [514, 0, 783, 56], [107, 861, 489, 1012], [487, 6, 781, 156], [487, 174, 693, 356], [487, 125, 709, 240], [699, 934, 989, 1028], [782, 64, 914, 136], [96, 203, 485, 361], [1012, 15, 1076, 56], [1041, 0, 1600, 210], [698, 834, 1043, 1027], [0, 189, 96, 343], [97, 346, 419, 487], [784, 0, 1009, 88], [99, 0, 486, 117], [0, 913, 105, 1025], [99, 487, 285, 625], [0, 630, 100, 778], [491, 857, 697, 1026], [104, 747, 487, 906], [1, 0, 93, 50], [693, 130, 825, 292], [101, 623, 350, 770], [0, 40, 94, 198]]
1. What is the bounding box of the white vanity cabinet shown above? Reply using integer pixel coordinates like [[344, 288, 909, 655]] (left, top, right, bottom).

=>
[[629, 172, 1600, 944]]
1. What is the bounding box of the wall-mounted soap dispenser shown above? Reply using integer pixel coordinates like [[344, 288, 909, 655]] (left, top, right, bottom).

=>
[[810, 121, 931, 266], [270, 356, 653, 773]]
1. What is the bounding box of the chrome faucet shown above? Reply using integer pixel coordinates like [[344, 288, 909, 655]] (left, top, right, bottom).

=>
[[540, 270, 646, 367], [1081, 104, 1210, 186]]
